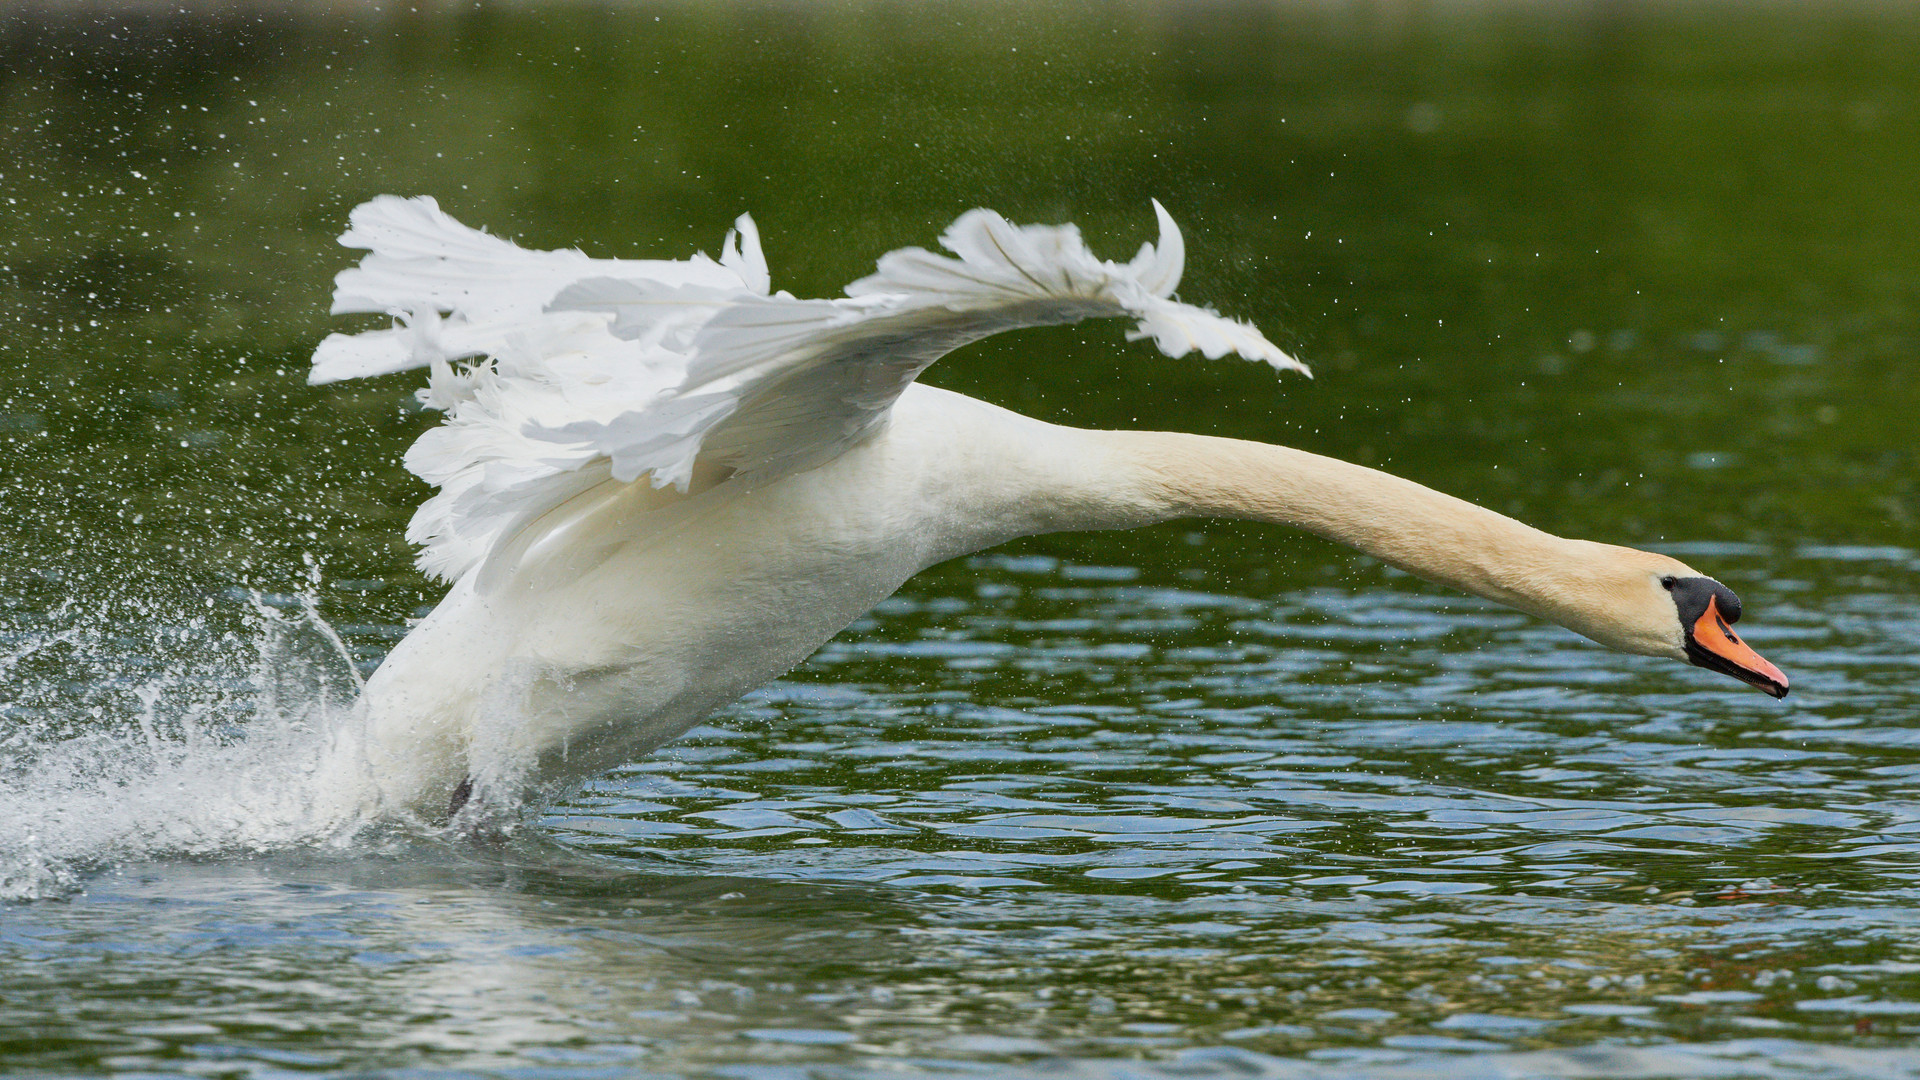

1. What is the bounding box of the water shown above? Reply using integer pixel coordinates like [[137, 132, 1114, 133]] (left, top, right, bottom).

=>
[[3, 2, 1919, 1076]]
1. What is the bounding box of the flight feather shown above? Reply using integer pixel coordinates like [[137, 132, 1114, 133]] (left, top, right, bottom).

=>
[[312, 197, 1306, 582]]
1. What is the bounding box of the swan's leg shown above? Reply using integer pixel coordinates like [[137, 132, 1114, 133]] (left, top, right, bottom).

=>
[[447, 775, 474, 818]]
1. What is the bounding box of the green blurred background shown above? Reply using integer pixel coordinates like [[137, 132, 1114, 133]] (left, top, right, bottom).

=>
[[2, 0, 1914, 634]]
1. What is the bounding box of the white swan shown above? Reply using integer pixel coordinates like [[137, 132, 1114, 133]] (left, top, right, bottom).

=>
[[311, 197, 1788, 822]]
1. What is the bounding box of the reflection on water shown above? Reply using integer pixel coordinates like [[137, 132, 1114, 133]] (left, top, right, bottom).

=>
[[4, 0, 1920, 1076]]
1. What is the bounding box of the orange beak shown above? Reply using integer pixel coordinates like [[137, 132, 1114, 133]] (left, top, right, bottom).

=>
[[1687, 595, 1790, 698]]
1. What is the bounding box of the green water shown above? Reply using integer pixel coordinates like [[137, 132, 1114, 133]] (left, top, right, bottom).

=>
[[2, 2, 1917, 1076]]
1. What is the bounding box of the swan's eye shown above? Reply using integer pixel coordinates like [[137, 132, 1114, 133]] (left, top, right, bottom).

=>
[[1661, 576, 1678, 590]]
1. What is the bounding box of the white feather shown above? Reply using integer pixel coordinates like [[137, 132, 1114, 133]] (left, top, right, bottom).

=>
[[312, 198, 1306, 583]]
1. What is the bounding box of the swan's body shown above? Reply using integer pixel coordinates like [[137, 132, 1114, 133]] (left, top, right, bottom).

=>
[[313, 198, 1787, 822], [349, 385, 1156, 811]]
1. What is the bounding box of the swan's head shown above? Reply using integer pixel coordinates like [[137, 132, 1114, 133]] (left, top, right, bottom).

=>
[[1661, 571, 1790, 698], [1565, 546, 1789, 698]]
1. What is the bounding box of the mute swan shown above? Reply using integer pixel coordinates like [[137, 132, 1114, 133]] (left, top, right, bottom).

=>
[[311, 197, 1788, 822]]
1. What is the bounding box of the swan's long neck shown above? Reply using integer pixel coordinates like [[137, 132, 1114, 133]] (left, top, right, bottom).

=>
[[1096, 430, 1632, 641]]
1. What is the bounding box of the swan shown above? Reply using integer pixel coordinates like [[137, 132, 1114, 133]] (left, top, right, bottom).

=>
[[310, 197, 1788, 822]]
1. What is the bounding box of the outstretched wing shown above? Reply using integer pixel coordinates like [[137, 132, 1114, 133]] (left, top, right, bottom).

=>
[[311, 195, 765, 384], [312, 198, 1306, 582]]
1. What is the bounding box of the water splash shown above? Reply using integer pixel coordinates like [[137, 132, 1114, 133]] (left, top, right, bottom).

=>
[[0, 586, 381, 900]]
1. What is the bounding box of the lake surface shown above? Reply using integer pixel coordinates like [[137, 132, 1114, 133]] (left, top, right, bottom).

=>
[[3, 1, 1918, 1076]]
